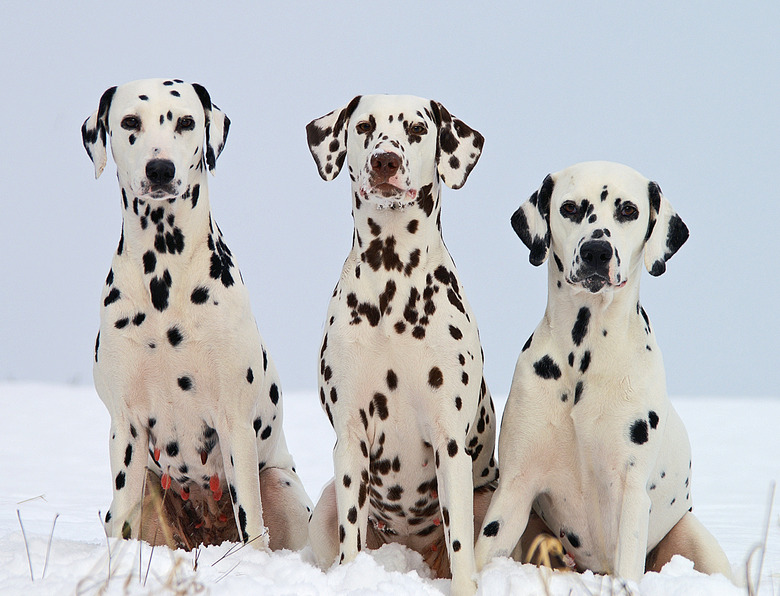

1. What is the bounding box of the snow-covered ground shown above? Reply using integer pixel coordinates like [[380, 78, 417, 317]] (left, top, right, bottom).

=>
[[1, 382, 777, 594]]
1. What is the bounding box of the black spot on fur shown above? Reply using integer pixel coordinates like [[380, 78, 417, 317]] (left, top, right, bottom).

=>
[[386, 369, 398, 391], [522, 334, 533, 352], [191, 286, 209, 304], [104, 288, 121, 306], [533, 355, 562, 380], [572, 307, 590, 346], [579, 351, 591, 373], [167, 326, 183, 346], [124, 444, 133, 467], [447, 440, 458, 457], [143, 251, 156, 274], [246, 368, 254, 384], [177, 376, 192, 390], [269, 383, 279, 405], [649, 410, 659, 429], [115, 471, 126, 490], [630, 419, 649, 445], [483, 521, 500, 537]]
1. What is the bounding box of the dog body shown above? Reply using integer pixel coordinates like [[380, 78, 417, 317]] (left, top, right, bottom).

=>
[[83, 79, 310, 550], [306, 95, 498, 594], [474, 162, 731, 581]]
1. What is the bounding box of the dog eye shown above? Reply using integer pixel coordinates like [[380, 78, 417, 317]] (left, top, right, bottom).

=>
[[620, 203, 638, 218], [410, 123, 427, 135], [121, 116, 140, 131], [356, 121, 373, 134], [176, 116, 196, 132], [560, 201, 578, 215]]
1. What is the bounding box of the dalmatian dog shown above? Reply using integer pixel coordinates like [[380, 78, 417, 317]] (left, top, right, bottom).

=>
[[305, 95, 498, 595], [474, 161, 732, 582], [82, 78, 311, 551]]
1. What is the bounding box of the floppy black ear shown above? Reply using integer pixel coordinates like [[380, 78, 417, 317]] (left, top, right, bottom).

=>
[[82, 86, 117, 179], [511, 174, 554, 266], [306, 96, 362, 181], [429, 101, 484, 189], [644, 181, 689, 276], [191, 83, 230, 174]]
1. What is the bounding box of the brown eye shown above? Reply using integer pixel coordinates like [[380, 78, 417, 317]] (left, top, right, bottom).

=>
[[356, 121, 373, 134], [176, 116, 195, 132], [121, 116, 140, 130], [561, 201, 577, 215], [621, 204, 637, 217], [410, 123, 427, 135]]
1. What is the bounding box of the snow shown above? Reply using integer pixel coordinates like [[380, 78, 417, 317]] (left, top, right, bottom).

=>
[[1, 382, 777, 594]]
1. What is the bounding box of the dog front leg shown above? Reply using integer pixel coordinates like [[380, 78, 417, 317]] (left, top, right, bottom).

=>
[[433, 436, 478, 596], [332, 430, 370, 565], [104, 413, 149, 540], [615, 480, 651, 581], [217, 420, 269, 550], [474, 473, 537, 571]]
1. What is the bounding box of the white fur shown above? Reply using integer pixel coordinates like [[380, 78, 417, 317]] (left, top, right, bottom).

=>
[[475, 161, 731, 582], [306, 95, 494, 596], [84, 78, 310, 551]]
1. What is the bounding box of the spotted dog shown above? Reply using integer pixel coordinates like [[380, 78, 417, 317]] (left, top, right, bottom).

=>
[[305, 95, 498, 595], [83, 78, 311, 551], [474, 161, 732, 581]]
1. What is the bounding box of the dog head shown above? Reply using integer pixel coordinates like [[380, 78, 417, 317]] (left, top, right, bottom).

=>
[[306, 95, 483, 209], [82, 78, 229, 200], [511, 161, 688, 293]]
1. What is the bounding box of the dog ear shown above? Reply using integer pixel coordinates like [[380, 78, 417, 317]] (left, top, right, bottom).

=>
[[191, 83, 230, 175], [511, 174, 554, 266], [429, 101, 484, 190], [82, 86, 117, 179], [306, 96, 362, 181], [644, 181, 689, 276]]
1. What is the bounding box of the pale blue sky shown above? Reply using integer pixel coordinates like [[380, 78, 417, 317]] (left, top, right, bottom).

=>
[[1, 1, 778, 396]]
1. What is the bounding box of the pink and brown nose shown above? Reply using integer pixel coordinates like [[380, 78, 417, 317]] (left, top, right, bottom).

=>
[[370, 152, 401, 180]]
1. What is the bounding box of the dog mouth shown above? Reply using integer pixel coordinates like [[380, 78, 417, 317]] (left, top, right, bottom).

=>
[[569, 273, 626, 293], [360, 184, 418, 209], [140, 182, 179, 200]]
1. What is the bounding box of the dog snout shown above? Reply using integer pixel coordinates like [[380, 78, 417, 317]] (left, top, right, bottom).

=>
[[145, 159, 176, 185], [580, 240, 613, 273], [370, 152, 401, 181]]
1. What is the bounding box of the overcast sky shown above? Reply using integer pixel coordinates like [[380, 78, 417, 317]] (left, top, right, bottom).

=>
[[1, 1, 778, 397]]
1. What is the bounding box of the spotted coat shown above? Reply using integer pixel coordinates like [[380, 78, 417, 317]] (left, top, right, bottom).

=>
[[475, 161, 730, 582], [84, 79, 310, 550], [306, 95, 496, 596]]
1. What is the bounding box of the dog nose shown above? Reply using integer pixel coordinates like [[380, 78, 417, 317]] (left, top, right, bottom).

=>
[[580, 240, 613, 272], [370, 152, 401, 177], [146, 159, 176, 185]]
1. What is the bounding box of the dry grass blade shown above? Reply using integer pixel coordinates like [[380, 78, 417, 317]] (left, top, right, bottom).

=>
[[42, 513, 59, 579], [16, 509, 34, 582], [214, 561, 241, 583], [747, 481, 776, 596], [17, 494, 47, 504]]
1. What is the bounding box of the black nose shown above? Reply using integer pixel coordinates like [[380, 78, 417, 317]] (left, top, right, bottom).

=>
[[370, 152, 400, 178], [146, 159, 175, 185], [580, 240, 613, 273]]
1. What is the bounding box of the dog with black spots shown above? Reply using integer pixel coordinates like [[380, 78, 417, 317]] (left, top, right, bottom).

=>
[[475, 161, 732, 583], [84, 78, 311, 552], [306, 95, 497, 596]]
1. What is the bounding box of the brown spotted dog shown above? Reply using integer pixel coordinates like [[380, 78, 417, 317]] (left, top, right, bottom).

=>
[[306, 95, 498, 596], [83, 78, 311, 551]]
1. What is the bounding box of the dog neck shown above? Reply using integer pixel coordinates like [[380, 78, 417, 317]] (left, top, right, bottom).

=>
[[349, 180, 445, 283], [543, 258, 650, 346], [115, 171, 212, 261]]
